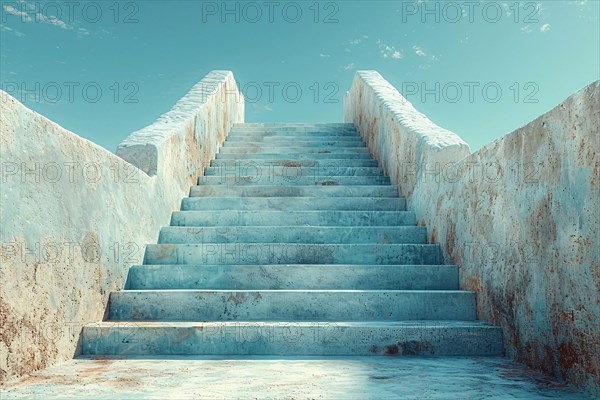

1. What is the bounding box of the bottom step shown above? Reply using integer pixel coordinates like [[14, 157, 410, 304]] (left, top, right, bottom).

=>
[[83, 321, 503, 356]]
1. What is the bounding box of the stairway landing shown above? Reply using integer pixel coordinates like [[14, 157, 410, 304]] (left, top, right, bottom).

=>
[[1, 356, 590, 400]]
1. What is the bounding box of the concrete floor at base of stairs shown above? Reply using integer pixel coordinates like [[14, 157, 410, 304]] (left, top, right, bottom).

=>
[[1, 356, 592, 400]]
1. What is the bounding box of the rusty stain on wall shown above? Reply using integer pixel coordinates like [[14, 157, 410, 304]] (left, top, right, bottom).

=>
[[345, 72, 599, 397]]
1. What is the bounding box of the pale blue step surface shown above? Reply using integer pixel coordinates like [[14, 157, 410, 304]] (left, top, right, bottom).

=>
[[93, 122, 504, 361], [107, 290, 476, 321], [158, 226, 427, 244], [216, 152, 374, 160], [190, 185, 399, 197], [180, 197, 407, 211], [82, 321, 501, 356], [126, 264, 459, 290], [224, 137, 365, 144], [232, 123, 356, 131], [218, 147, 370, 155], [204, 165, 385, 176], [209, 158, 380, 167], [224, 130, 364, 139], [2, 356, 590, 399], [143, 243, 443, 265], [197, 175, 391, 186], [170, 210, 416, 227]]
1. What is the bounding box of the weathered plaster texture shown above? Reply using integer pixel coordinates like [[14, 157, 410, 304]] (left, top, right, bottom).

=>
[[0, 356, 592, 399], [0, 71, 244, 383], [343, 71, 471, 200], [345, 71, 599, 396]]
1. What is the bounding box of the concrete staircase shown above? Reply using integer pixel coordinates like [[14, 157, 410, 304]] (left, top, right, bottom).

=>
[[83, 123, 503, 356]]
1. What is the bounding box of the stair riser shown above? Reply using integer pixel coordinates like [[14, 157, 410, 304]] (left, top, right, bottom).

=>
[[197, 176, 390, 186], [127, 265, 459, 290], [170, 211, 416, 227], [216, 153, 374, 160], [225, 137, 364, 144], [158, 226, 427, 245], [190, 186, 399, 198], [232, 125, 355, 131], [108, 291, 475, 321], [219, 148, 369, 155], [204, 166, 384, 177], [143, 244, 443, 265], [82, 324, 503, 356], [181, 197, 406, 211], [219, 140, 368, 148], [230, 130, 358, 134], [228, 133, 362, 140], [224, 141, 365, 148], [209, 159, 379, 168]]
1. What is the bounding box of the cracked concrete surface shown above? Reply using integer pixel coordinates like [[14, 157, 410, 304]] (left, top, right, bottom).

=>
[[1, 356, 592, 399]]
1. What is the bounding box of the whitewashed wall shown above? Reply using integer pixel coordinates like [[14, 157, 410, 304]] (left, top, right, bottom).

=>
[[345, 72, 599, 396], [0, 70, 244, 383]]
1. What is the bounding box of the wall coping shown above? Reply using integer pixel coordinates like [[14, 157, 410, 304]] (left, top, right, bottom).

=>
[[352, 70, 470, 152], [116, 70, 239, 176]]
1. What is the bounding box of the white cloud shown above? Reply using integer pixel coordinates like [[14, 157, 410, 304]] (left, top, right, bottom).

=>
[[378, 40, 402, 60], [320, 53, 331, 58], [48, 16, 70, 29], [3, 5, 32, 22], [349, 39, 361, 45], [1, 25, 25, 37], [3, 2, 73, 30], [252, 104, 273, 113], [540, 23, 551, 32], [343, 63, 355, 70], [76, 27, 90, 38], [521, 25, 533, 34], [413, 46, 427, 57]]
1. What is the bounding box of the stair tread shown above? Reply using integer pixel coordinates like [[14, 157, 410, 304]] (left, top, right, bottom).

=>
[[116, 289, 471, 293], [88, 320, 497, 328], [95, 122, 502, 357]]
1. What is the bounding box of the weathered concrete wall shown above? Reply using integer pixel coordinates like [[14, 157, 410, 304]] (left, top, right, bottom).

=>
[[345, 71, 599, 396], [343, 71, 472, 200], [0, 70, 244, 383]]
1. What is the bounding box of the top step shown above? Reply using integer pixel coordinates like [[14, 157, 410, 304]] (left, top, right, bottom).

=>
[[232, 123, 356, 133], [234, 123, 354, 129]]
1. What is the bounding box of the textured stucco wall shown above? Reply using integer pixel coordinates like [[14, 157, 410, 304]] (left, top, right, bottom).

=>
[[343, 71, 471, 200], [0, 71, 244, 383], [345, 71, 599, 396]]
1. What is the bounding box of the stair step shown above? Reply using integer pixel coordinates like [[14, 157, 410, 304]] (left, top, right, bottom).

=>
[[190, 185, 399, 198], [197, 176, 390, 186], [181, 197, 406, 211], [209, 159, 379, 168], [221, 137, 366, 150], [229, 130, 358, 135], [216, 153, 373, 160], [107, 290, 475, 321], [126, 264, 459, 290], [232, 123, 355, 130], [171, 210, 415, 227], [82, 320, 503, 356], [219, 147, 369, 155], [158, 226, 427, 244], [204, 166, 385, 177], [225, 136, 364, 143], [143, 243, 442, 265]]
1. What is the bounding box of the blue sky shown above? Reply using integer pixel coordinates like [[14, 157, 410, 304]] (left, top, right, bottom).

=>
[[1, 0, 598, 152]]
